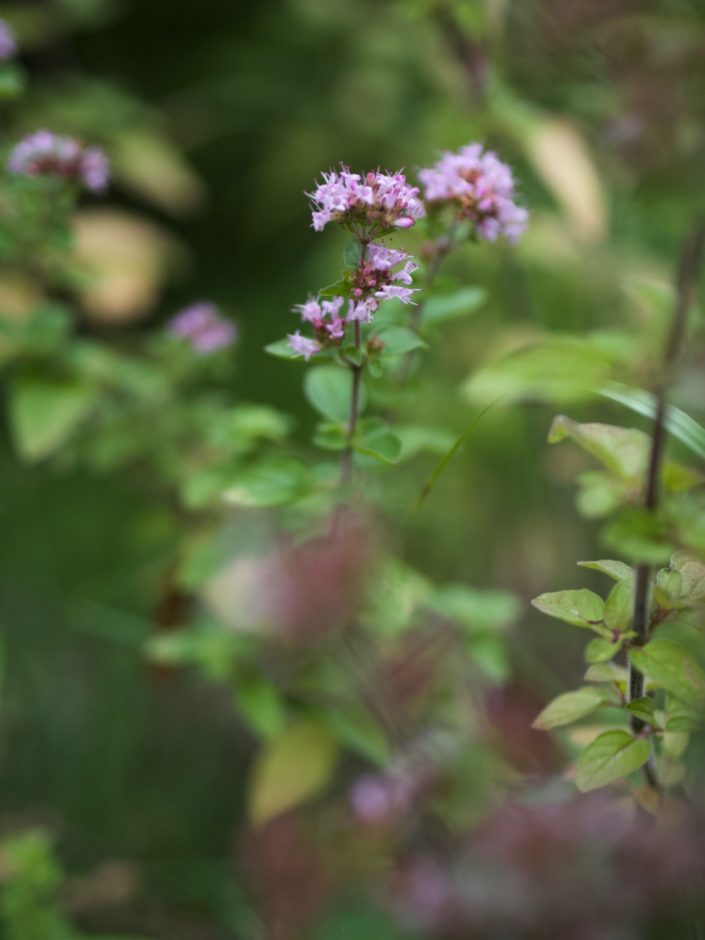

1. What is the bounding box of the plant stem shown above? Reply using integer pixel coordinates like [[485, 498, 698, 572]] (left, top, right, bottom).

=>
[[628, 222, 705, 750], [340, 319, 363, 487], [333, 239, 369, 533]]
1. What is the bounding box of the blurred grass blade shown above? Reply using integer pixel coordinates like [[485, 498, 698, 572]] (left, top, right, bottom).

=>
[[410, 400, 499, 515], [598, 381, 705, 461]]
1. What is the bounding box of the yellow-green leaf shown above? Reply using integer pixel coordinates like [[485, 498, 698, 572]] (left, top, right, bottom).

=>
[[248, 721, 338, 827], [533, 686, 606, 731], [531, 589, 605, 630]]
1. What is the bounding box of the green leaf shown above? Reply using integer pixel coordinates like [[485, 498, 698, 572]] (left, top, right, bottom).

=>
[[343, 239, 362, 268], [234, 673, 286, 739], [248, 720, 338, 826], [264, 338, 301, 359], [465, 337, 612, 406], [466, 634, 511, 682], [429, 585, 520, 633], [626, 697, 657, 726], [0, 63, 26, 100], [9, 371, 94, 462], [395, 425, 456, 461], [670, 551, 705, 605], [533, 686, 607, 730], [604, 509, 674, 566], [376, 326, 428, 356], [585, 636, 622, 664], [305, 365, 363, 422], [313, 421, 348, 451], [422, 287, 486, 327], [665, 695, 702, 732], [654, 568, 682, 608], [550, 415, 701, 492], [354, 423, 401, 464], [575, 730, 650, 792], [584, 662, 628, 685], [323, 707, 389, 765], [599, 381, 705, 463], [629, 640, 705, 705], [578, 559, 633, 582], [531, 589, 606, 631], [223, 458, 311, 508], [604, 580, 632, 632], [548, 416, 648, 481]]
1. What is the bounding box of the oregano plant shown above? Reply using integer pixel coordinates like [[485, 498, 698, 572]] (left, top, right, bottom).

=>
[[532, 223, 705, 797]]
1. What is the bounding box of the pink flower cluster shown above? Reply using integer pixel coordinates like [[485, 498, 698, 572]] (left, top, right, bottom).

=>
[[309, 167, 425, 234], [7, 130, 110, 193], [419, 143, 528, 244], [167, 301, 237, 354], [0, 19, 16, 61], [288, 244, 419, 359]]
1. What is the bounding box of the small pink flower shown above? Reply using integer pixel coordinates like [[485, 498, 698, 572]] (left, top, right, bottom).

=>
[[308, 165, 425, 234], [287, 331, 321, 360], [8, 130, 110, 193], [374, 284, 418, 305], [419, 142, 528, 244], [347, 298, 377, 323], [0, 18, 16, 61], [167, 301, 237, 354]]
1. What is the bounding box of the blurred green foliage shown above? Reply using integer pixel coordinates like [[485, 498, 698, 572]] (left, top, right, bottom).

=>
[[1, 1, 705, 937]]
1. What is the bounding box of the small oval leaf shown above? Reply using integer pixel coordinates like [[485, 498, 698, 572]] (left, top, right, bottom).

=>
[[248, 721, 338, 827], [533, 686, 606, 731], [575, 729, 650, 793]]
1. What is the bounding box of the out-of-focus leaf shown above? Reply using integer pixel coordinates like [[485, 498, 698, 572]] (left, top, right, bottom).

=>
[[525, 117, 608, 243], [305, 365, 362, 422], [323, 706, 389, 765], [603, 509, 674, 566], [248, 720, 338, 826], [376, 326, 428, 356], [234, 673, 286, 739], [665, 695, 702, 732], [354, 422, 401, 464], [629, 640, 705, 706], [428, 585, 520, 633], [670, 551, 705, 605], [467, 634, 511, 683], [264, 338, 302, 359], [0, 63, 26, 99], [421, 287, 486, 327], [533, 686, 607, 730], [550, 415, 701, 491], [223, 458, 311, 508], [549, 416, 646, 480], [598, 381, 705, 462], [114, 130, 206, 216], [575, 730, 650, 792], [465, 338, 612, 406], [9, 371, 93, 462], [361, 558, 431, 639], [395, 425, 455, 460], [73, 209, 183, 323]]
